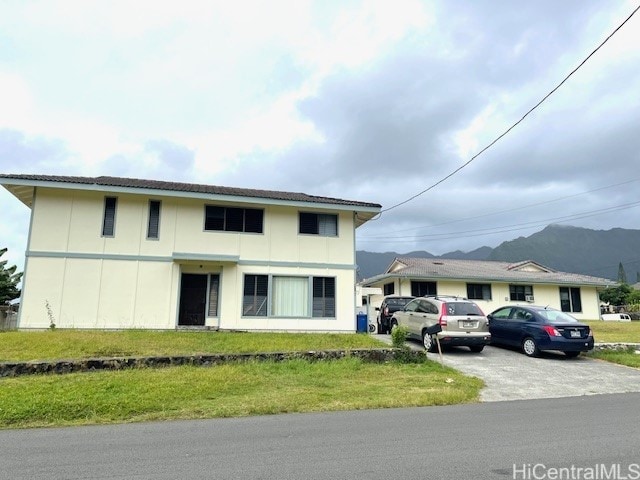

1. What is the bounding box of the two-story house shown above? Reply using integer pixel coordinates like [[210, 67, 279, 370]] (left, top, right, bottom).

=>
[[0, 174, 381, 331]]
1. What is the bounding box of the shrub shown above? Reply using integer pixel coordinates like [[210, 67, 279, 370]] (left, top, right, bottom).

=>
[[391, 325, 408, 349]]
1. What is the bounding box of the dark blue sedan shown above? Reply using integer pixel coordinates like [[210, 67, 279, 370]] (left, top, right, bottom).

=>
[[487, 305, 594, 358]]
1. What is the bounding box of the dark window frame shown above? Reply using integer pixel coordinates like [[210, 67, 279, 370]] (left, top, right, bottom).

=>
[[411, 281, 437, 297], [509, 284, 533, 301], [242, 274, 268, 317], [102, 196, 117, 237], [312, 276, 336, 318], [467, 283, 492, 300], [298, 212, 338, 237], [383, 282, 395, 296], [560, 286, 582, 313], [241, 274, 337, 319], [204, 205, 264, 234], [147, 200, 161, 240]]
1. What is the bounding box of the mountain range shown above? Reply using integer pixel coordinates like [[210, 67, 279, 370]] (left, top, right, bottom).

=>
[[356, 224, 640, 282]]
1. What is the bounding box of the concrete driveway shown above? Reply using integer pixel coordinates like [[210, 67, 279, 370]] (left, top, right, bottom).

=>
[[376, 335, 640, 402]]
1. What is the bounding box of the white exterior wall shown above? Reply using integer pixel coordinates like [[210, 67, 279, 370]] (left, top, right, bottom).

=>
[[19, 187, 359, 331], [367, 278, 602, 321]]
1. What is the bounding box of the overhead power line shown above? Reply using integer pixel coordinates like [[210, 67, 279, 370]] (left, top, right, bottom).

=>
[[380, 4, 640, 215], [359, 199, 640, 243], [363, 177, 640, 236]]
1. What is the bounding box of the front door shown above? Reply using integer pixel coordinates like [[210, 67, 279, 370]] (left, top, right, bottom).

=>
[[178, 274, 207, 326]]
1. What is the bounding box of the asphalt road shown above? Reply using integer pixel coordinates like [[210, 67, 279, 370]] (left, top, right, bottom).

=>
[[379, 335, 640, 401], [1, 393, 638, 480]]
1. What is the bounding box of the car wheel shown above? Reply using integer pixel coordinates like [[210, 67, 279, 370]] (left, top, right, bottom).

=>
[[564, 351, 580, 358], [368, 323, 376, 333], [469, 345, 484, 353], [522, 337, 540, 357], [422, 331, 436, 352]]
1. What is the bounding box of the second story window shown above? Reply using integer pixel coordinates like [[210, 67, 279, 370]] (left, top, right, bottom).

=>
[[299, 212, 338, 236], [205, 205, 263, 233], [147, 200, 161, 239], [102, 196, 117, 237]]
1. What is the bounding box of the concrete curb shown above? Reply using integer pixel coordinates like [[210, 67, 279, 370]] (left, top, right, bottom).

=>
[[0, 348, 426, 378]]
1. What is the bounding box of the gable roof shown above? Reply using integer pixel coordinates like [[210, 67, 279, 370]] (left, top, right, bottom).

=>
[[363, 256, 615, 287], [0, 174, 382, 226]]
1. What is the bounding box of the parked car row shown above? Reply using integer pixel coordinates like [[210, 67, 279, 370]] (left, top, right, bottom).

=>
[[376, 295, 594, 358]]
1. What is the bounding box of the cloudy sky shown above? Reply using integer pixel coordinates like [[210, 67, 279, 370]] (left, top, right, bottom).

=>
[[1, 0, 640, 270]]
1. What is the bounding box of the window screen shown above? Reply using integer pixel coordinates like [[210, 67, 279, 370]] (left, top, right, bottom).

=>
[[312, 277, 336, 317], [243, 275, 268, 316]]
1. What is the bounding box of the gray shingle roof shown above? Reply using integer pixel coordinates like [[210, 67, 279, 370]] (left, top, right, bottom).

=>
[[0, 174, 382, 209], [364, 257, 615, 287]]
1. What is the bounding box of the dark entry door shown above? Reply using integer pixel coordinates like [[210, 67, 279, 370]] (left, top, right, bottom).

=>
[[178, 274, 207, 326]]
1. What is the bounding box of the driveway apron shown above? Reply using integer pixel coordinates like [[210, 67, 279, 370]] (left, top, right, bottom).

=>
[[376, 335, 640, 402]]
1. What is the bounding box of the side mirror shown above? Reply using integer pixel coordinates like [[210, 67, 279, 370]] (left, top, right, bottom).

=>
[[375, 307, 380, 311]]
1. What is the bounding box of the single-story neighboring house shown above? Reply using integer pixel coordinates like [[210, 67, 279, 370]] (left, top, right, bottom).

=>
[[361, 257, 616, 321], [0, 174, 381, 331]]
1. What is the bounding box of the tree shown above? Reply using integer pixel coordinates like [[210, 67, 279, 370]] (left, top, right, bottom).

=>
[[0, 248, 22, 304], [599, 283, 632, 307], [627, 289, 640, 305], [617, 262, 627, 284]]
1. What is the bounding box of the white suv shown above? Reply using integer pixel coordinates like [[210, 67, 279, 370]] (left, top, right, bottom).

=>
[[391, 296, 491, 352]]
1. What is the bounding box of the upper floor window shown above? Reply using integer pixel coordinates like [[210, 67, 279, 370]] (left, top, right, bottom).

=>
[[102, 196, 117, 237], [299, 212, 337, 236], [147, 200, 161, 239], [205, 206, 263, 233]]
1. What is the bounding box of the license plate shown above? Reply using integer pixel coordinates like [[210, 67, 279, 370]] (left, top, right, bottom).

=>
[[462, 321, 475, 328], [570, 330, 581, 338]]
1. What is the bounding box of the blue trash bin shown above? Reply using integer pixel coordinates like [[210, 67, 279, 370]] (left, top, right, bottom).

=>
[[356, 313, 368, 333]]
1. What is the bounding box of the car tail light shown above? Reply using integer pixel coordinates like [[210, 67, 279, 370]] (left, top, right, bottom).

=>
[[384, 306, 389, 316], [439, 303, 447, 326], [543, 325, 562, 337]]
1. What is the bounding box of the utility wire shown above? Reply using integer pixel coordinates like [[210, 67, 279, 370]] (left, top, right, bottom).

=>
[[380, 4, 640, 214], [359, 200, 640, 243], [362, 177, 640, 236]]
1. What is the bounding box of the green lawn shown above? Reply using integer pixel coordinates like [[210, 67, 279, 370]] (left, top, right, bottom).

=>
[[588, 349, 640, 369], [0, 330, 385, 362], [585, 320, 640, 343], [0, 358, 483, 429]]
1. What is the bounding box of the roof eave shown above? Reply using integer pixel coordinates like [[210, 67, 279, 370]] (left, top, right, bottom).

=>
[[0, 177, 382, 216]]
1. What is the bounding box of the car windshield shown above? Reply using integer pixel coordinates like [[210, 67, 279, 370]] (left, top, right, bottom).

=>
[[386, 298, 412, 307], [446, 302, 483, 316], [536, 309, 579, 324]]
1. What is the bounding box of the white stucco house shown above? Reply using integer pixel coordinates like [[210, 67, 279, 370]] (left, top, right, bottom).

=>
[[361, 257, 616, 321], [0, 174, 381, 331]]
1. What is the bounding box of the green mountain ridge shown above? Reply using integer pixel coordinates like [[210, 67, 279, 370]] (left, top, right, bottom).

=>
[[356, 225, 640, 282]]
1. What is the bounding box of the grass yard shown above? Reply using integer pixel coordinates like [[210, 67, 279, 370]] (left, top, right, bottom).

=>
[[588, 349, 640, 369], [0, 330, 385, 362], [585, 320, 640, 343], [0, 358, 483, 429]]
